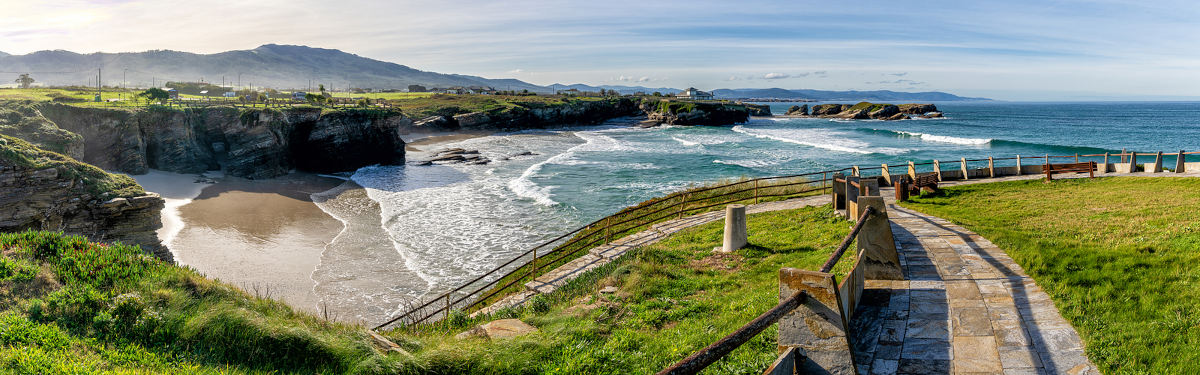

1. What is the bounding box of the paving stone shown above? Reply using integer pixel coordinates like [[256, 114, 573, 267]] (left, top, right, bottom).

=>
[[880, 319, 907, 343], [897, 358, 951, 374], [993, 319, 1032, 347], [953, 306, 994, 336], [998, 346, 1042, 369], [953, 336, 1002, 373], [901, 338, 952, 360], [870, 359, 899, 375], [906, 315, 951, 340], [875, 342, 903, 360]]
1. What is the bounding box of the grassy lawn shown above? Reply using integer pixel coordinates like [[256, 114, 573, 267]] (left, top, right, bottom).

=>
[[466, 177, 830, 314], [901, 177, 1200, 374], [381, 204, 858, 374]]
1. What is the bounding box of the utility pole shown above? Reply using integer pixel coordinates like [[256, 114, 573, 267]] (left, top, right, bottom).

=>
[[122, 68, 127, 100], [97, 68, 102, 101], [238, 72, 243, 88]]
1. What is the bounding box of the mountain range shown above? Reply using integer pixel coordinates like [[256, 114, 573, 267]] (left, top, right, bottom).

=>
[[0, 44, 986, 100]]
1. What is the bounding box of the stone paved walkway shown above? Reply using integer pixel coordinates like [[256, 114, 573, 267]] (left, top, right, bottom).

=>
[[849, 189, 1100, 375]]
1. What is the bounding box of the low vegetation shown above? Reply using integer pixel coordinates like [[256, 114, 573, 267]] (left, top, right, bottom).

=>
[[902, 177, 1200, 374], [470, 176, 830, 311], [0, 230, 403, 374], [0, 101, 82, 155], [0, 134, 143, 198], [380, 205, 855, 374]]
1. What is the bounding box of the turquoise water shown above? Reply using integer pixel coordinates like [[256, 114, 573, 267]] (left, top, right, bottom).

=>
[[330, 101, 1200, 322]]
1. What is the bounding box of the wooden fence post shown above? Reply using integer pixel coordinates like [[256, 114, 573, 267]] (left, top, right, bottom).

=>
[[933, 159, 942, 181], [1016, 155, 1023, 175], [1177, 150, 1187, 173], [880, 164, 891, 186], [678, 193, 689, 219], [831, 172, 846, 210], [754, 180, 760, 204], [844, 177, 860, 221], [960, 158, 969, 180], [907, 161, 916, 180], [1121, 148, 1127, 163], [988, 156, 995, 178], [1075, 153, 1080, 163]]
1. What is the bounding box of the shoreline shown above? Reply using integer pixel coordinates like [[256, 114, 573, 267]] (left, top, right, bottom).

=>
[[403, 131, 494, 152]]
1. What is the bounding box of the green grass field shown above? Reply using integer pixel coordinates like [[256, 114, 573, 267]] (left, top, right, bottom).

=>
[[380, 205, 856, 374], [901, 177, 1200, 374]]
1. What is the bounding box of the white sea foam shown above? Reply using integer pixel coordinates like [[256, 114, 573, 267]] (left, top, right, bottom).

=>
[[672, 136, 700, 146], [713, 159, 778, 168], [897, 130, 992, 145], [732, 125, 911, 155]]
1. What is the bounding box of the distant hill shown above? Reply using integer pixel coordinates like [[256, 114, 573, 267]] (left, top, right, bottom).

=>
[[0, 44, 547, 91], [0, 51, 9, 57], [548, 83, 682, 95], [712, 88, 988, 101]]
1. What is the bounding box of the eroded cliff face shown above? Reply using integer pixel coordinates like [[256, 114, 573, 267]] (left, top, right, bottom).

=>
[[37, 104, 409, 179], [0, 136, 168, 260], [420, 98, 643, 131], [641, 101, 752, 126]]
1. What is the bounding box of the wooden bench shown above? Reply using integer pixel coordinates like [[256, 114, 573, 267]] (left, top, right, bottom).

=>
[[908, 173, 939, 194], [1042, 161, 1096, 181]]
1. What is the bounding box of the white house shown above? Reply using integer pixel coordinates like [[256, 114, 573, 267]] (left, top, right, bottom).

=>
[[676, 87, 714, 100]]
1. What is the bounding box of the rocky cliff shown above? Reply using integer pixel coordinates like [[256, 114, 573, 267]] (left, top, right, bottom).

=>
[[0, 135, 168, 260], [413, 98, 643, 132], [641, 100, 751, 126], [36, 104, 408, 179], [805, 102, 939, 120]]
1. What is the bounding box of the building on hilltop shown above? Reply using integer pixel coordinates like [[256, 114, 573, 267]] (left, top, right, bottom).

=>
[[676, 87, 714, 100]]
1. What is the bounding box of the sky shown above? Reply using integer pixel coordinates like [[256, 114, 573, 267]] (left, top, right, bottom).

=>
[[1, 0, 1199, 100]]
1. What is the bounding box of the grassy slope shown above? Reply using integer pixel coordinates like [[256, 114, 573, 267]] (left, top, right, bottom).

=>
[[0, 134, 143, 198], [901, 177, 1200, 374], [381, 205, 856, 374], [0, 231, 406, 375], [0, 101, 83, 155]]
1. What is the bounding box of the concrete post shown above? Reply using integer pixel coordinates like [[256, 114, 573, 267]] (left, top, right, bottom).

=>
[[856, 196, 903, 280], [852, 166, 859, 177], [1152, 151, 1163, 173], [1120, 148, 1127, 163], [1101, 153, 1109, 173], [960, 158, 969, 180], [844, 176, 859, 221], [717, 204, 747, 253], [1016, 155, 1023, 175], [860, 179, 880, 197], [778, 268, 856, 375], [933, 159, 943, 181], [988, 156, 995, 178], [1177, 150, 1186, 173], [880, 164, 892, 186], [1128, 152, 1137, 173], [831, 172, 846, 209], [907, 161, 917, 180]]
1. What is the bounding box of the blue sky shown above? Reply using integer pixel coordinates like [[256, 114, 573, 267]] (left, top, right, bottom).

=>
[[1, 0, 1198, 100]]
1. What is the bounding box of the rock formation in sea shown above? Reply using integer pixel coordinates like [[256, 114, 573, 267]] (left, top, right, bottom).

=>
[[800, 102, 940, 120], [0, 135, 168, 260], [640, 100, 752, 126]]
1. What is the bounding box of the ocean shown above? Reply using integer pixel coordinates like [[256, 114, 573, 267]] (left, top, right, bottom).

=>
[[311, 101, 1200, 324]]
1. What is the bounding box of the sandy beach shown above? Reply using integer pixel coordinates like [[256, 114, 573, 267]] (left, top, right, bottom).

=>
[[164, 173, 343, 312]]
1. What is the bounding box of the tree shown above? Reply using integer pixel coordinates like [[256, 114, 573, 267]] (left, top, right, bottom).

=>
[[408, 85, 426, 93], [652, 92, 663, 97], [139, 88, 170, 104], [14, 74, 34, 89], [319, 84, 326, 93]]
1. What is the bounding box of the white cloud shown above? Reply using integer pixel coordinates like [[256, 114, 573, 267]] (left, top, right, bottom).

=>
[[507, 69, 524, 74], [762, 72, 790, 79]]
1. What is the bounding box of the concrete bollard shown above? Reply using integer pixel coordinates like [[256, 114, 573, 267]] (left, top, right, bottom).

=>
[[933, 159, 943, 180], [1016, 155, 1023, 175], [856, 197, 903, 280], [907, 161, 917, 180], [988, 156, 995, 178], [960, 158, 969, 180], [1177, 150, 1187, 173], [1101, 153, 1109, 173], [1128, 152, 1137, 173], [716, 204, 748, 253], [1152, 151, 1163, 173], [880, 164, 892, 186]]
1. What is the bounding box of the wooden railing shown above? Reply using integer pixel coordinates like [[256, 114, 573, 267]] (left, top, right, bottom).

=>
[[373, 170, 848, 329], [375, 149, 1198, 331]]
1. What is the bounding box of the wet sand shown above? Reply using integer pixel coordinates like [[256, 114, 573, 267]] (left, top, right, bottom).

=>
[[171, 173, 343, 312], [403, 131, 492, 152]]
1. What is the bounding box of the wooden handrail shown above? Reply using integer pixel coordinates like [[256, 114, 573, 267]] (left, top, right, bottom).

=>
[[820, 206, 875, 273], [657, 291, 809, 375]]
